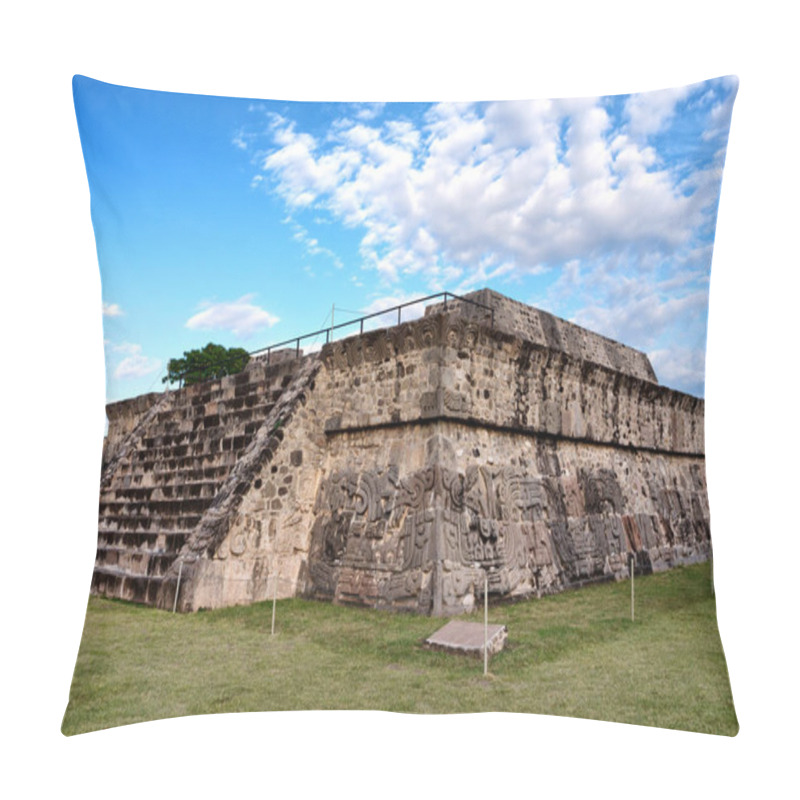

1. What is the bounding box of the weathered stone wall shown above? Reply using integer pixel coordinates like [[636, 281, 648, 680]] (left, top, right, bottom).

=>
[[179, 323, 440, 611], [102, 392, 165, 468], [439, 327, 703, 454], [295, 307, 707, 615], [95, 289, 710, 614], [427, 288, 658, 384], [305, 426, 709, 615], [320, 310, 702, 453]]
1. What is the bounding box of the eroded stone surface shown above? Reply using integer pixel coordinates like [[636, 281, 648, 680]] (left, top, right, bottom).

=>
[[93, 289, 710, 613], [425, 620, 508, 656]]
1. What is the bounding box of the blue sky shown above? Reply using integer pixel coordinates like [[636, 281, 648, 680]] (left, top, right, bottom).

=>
[[73, 75, 737, 402]]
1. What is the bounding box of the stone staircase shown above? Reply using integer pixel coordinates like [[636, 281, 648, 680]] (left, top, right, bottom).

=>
[[93, 353, 308, 606]]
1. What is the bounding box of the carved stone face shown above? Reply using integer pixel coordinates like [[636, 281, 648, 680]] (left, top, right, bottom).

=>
[[582, 469, 623, 515]]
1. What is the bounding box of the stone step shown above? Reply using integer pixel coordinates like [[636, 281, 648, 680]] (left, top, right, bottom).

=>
[[108, 461, 237, 485], [163, 386, 270, 414], [107, 452, 246, 480], [99, 497, 212, 516], [103, 486, 158, 502], [91, 568, 166, 606], [98, 529, 191, 551], [144, 417, 265, 442], [95, 545, 177, 578], [95, 355, 310, 608], [191, 390, 283, 414], [159, 360, 297, 403], [177, 379, 279, 407], [127, 434, 257, 462], [159, 465, 231, 483], [104, 465, 235, 491], [105, 480, 221, 502], [97, 513, 203, 532], [114, 467, 231, 490], [113, 452, 239, 478], [150, 401, 276, 432]]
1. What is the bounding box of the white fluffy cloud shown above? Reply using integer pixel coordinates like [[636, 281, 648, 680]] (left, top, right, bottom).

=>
[[256, 95, 716, 287], [102, 302, 124, 317], [359, 292, 431, 328], [110, 343, 161, 380], [244, 82, 735, 396], [648, 347, 706, 395], [625, 86, 691, 138], [185, 295, 279, 339], [572, 287, 710, 348], [545, 257, 711, 390]]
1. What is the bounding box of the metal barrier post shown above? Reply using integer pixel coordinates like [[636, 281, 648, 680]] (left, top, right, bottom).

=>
[[484, 569, 489, 676], [172, 560, 183, 613], [271, 554, 278, 636]]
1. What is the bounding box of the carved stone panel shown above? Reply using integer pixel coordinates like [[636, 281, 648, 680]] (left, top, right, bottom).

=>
[[306, 456, 710, 613]]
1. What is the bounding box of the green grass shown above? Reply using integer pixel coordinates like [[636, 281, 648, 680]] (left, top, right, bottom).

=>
[[62, 561, 737, 735]]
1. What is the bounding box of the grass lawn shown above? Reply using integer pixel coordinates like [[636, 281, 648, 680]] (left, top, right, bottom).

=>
[[62, 561, 737, 736]]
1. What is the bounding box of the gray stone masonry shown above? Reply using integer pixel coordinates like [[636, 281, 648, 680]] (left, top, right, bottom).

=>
[[94, 356, 313, 607], [426, 288, 657, 383], [425, 620, 508, 657], [94, 289, 710, 613]]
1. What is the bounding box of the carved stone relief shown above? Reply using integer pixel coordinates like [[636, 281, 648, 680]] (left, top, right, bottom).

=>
[[217, 515, 263, 560], [306, 457, 710, 611]]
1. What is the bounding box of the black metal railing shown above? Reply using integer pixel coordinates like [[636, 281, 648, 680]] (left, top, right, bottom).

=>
[[249, 291, 494, 365], [166, 291, 494, 384]]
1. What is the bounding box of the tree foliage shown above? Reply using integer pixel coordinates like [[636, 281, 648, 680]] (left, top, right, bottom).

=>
[[163, 342, 250, 387]]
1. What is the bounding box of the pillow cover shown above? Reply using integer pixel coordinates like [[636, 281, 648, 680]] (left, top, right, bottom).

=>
[[64, 75, 738, 736]]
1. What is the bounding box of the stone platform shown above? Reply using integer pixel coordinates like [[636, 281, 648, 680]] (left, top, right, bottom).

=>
[[425, 620, 508, 656]]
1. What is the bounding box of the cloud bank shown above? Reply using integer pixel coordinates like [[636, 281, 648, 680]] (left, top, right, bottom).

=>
[[241, 78, 737, 395]]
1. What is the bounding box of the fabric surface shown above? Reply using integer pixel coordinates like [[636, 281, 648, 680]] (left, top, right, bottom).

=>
[[64, 75, 738, 735]]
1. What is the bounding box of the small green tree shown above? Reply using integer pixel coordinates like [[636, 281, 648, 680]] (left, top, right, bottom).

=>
[[163, 343, 250, 387]]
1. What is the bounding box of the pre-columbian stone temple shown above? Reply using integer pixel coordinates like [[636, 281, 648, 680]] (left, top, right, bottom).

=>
[[94, 289, 710, 614]]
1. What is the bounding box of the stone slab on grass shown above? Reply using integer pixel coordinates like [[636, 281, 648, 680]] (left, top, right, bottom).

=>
[[425, 619, 508, 656]]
